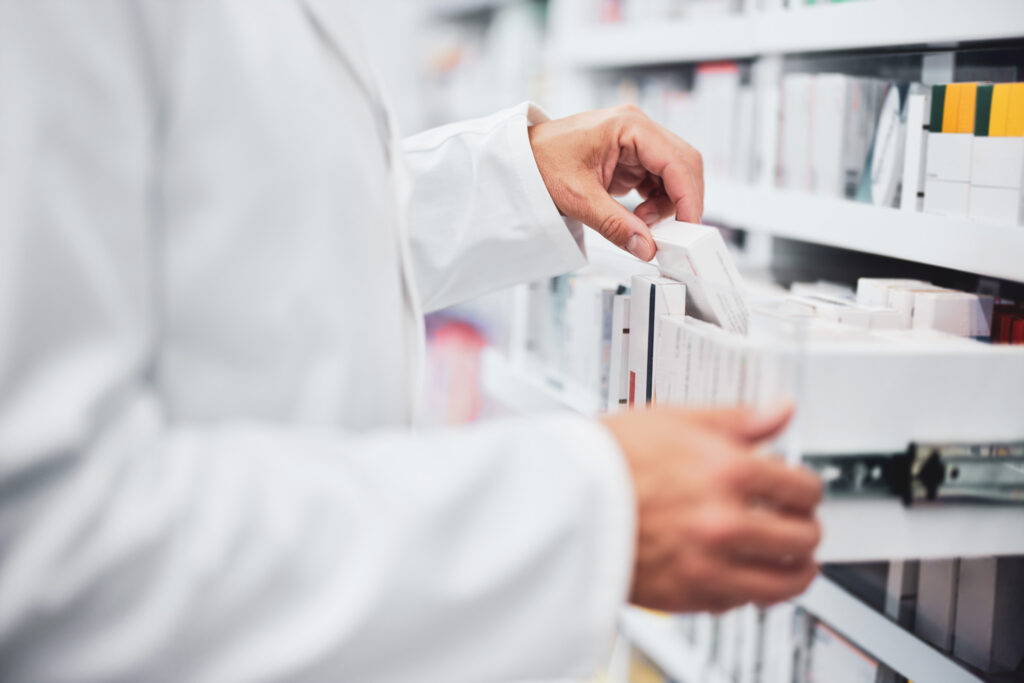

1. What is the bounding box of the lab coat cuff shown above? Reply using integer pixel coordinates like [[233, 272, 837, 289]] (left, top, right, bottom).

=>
[[509, 101, 589, 270], [557, 414, 637, 658]]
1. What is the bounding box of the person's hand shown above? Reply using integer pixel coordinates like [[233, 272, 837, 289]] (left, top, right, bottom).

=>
[[527, 104, 704, 261], [600, 404, 823, 613]]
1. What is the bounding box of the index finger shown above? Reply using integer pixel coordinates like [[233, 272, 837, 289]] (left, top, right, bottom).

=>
[[620, 119, 704, 224], [738, 457, 824, 515]]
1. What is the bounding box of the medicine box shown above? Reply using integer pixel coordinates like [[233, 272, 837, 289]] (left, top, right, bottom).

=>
[[628, 275, 686, 408], [652, 221, 749, 334], [968, 82, 1024, 225], [923, 83, 978, 217]]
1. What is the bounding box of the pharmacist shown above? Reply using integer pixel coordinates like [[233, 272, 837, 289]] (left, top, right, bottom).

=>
[[0, 3, 823, 682]]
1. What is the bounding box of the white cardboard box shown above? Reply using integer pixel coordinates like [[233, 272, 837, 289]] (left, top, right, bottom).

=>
[[856, 278, 931, 308], [970, 136, 1024, 190], [652, 221, 749, 334], [628, 275, 686, 408], [780, 73, 813, 191], [925, 132, 973, 183], [606, 294, 631, 412], [968, 185, 1024, 226], [811, 73, 848, 198], [911, 290, 995, 338], [884, 284, 949, 329], [923, 178, 970, 217]]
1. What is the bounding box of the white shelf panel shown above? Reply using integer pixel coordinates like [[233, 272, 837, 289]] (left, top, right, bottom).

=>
[[817, 499, 1024, 562], [561, 0, 1024, 68], [798, 576, 984, 683], [481, 350, 1024, 561], [704, 181, 1024, 282], [561, 14, 757, 68]]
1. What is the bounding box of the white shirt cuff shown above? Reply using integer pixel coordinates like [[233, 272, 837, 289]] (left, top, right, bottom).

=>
[[507, 101, 588, 269]]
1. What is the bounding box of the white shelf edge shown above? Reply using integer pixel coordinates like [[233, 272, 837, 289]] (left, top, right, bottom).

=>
[[797, 576, 984, 683], [704, 181, 1024, 282], [482, 350, 1024, 562], [817, 498, 1024, 562], [560, 0, 1024, 68], [560, 14, 757, 68]]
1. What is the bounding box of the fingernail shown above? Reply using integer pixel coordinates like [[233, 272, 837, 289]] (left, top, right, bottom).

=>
[[626, 235, 653, 261], [642, 212, 660, 227]]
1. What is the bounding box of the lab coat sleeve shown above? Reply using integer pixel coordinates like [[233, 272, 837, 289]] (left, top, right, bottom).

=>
[[1, 403, 635, 683], [402, 102, 589, 312], [0, 6, 635, 683]]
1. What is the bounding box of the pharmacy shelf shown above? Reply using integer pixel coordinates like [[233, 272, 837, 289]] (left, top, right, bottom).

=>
[[561, 13, 758, 67], [560, 0, 1024, 68], [482, 348, 1024, 561], [480, 348, 603, 415], [817, 498, 1024, 562], [704, 181, 1024, 283], [798, 576, 984, 683]]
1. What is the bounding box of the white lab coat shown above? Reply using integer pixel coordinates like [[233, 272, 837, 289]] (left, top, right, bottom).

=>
[[0, 2, 635, 682]]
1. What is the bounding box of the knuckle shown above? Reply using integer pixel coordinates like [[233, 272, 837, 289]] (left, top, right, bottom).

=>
[[597, 213, 633, 246], [616, 102, 644, 119], [695, 509, 741, 550], [717, 458, 752, 493], [684, 554, 717, 586]]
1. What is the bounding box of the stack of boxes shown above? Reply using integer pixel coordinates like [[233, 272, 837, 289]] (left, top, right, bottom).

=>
[[777, 73, 889, 199], [970, 83, 1024, 225], [923, 83, 978, 218], [924, 82, 1024, 225]]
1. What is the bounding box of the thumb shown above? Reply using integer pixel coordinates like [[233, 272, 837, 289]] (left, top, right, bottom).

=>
[[689, 401, 795, 444], [576, 184, 656, 261]]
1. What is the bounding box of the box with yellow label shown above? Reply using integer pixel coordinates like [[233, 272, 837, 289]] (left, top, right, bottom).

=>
[[924, 83, 979, 217], [968, 82, 1024, 226]]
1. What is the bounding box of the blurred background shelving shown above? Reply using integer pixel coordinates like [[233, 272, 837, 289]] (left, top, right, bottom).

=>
[[559, 0, 1024, 68], [356, 1, 1024, 680]]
